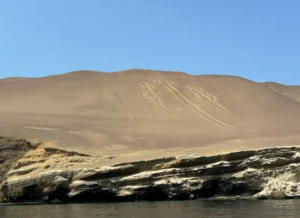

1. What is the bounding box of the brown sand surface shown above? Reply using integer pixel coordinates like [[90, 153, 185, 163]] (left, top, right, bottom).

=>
[[1, 69, 300, 161]]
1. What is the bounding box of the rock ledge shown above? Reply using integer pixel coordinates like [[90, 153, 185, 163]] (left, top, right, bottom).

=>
[[1, 139, 300, 203]]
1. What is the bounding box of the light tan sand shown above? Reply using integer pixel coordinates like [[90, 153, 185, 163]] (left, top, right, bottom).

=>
[[1, 69, 300, 161]]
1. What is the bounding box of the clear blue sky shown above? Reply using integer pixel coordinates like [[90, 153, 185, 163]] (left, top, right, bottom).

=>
[[1, 0, 300, 84]]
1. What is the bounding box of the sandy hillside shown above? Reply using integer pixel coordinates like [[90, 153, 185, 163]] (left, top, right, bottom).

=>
[[1, 69, 300, 160]]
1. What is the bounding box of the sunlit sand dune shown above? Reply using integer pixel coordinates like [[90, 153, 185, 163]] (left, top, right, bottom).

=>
[[1, 69, 300, 160]]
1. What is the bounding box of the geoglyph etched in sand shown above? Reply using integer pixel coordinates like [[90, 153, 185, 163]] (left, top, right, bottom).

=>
[[184, 85, 229, 112], [139, 80, 187, 110], [139, 78, 233, 129], [139, 82, 168, 110]]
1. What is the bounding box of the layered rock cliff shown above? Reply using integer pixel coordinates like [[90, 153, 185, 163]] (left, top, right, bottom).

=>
[[1, 137, 300, 203]]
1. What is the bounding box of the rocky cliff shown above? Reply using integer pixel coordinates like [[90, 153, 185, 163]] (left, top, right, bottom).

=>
[[1, 137, 300, 203]]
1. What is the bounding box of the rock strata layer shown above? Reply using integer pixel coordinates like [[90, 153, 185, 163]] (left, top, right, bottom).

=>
[[1, 137, 300, 203]]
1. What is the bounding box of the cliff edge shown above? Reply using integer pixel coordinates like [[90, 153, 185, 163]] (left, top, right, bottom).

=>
[[1, 137, 300, 203]]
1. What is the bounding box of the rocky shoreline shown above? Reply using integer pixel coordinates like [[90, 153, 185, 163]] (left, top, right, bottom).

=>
[[1, 137, 300, 203]]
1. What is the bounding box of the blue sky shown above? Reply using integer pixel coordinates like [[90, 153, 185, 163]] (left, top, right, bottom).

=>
[[0, 0, 299, 84]]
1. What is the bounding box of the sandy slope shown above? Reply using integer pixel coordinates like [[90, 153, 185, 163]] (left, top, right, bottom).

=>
[[1, 69, 300, 160]]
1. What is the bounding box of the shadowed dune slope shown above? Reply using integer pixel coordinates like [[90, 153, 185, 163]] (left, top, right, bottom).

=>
[[1, 69, 300, 159]]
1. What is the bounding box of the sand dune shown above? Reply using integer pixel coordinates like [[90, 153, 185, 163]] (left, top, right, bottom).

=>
[[1, 69, 300, 159]]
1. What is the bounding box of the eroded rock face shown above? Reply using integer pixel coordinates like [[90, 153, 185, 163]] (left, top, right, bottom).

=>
[[2, 145, 300, 203], [0, 137, 33, 202], [3, 170, 72, 202], [0, 137, 32, 182]]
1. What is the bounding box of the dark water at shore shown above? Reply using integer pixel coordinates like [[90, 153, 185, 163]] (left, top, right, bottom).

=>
[[0, 200, 299, 218]]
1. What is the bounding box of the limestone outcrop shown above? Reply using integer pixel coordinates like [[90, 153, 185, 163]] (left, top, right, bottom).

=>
[[1, 137, 300, 203]]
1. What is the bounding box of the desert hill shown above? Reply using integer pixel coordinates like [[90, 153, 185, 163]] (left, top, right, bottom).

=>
[[1, 69, 300, 160]]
